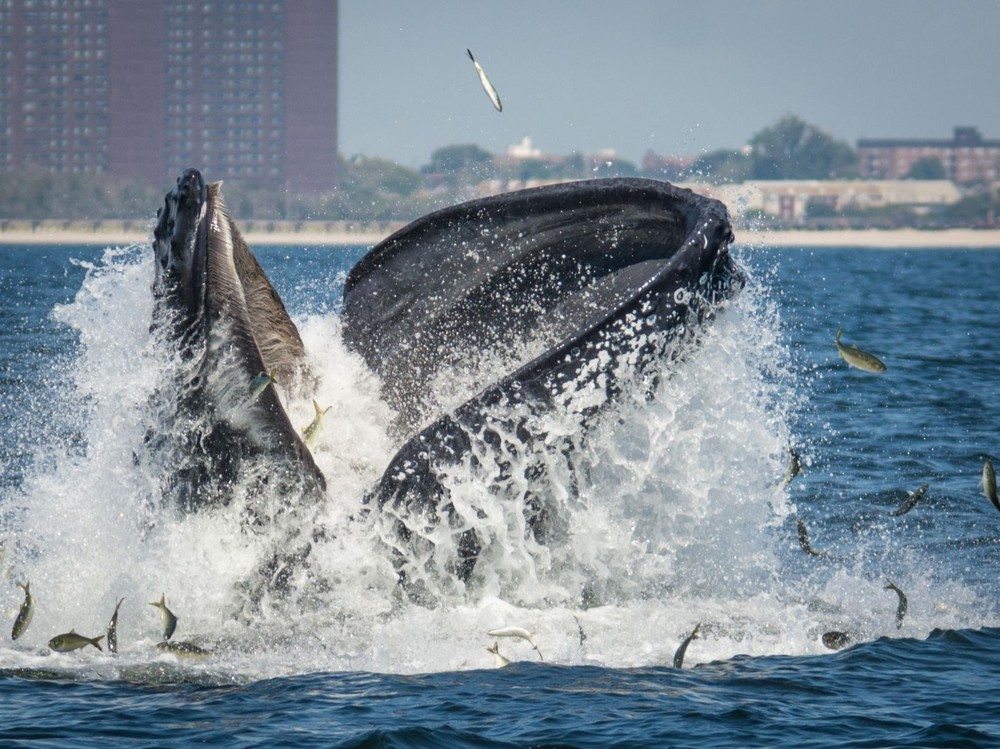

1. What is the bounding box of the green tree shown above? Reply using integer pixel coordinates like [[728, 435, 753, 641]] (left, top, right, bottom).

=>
[[749, 115, 858, 179], [423, 144, 496, 185], [342, 155, 421, 196], [689, 149, 752, 183], [943, 187, 1000, 226], [903, 157, 946, 180]]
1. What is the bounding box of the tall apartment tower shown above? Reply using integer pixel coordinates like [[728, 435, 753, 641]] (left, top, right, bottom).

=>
[[0, 0, 338, 192]]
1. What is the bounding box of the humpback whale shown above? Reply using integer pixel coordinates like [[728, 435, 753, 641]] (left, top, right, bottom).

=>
[[343, 179, 741, 588], [146, 171, 741, 600], [148, 169, 325, 606]]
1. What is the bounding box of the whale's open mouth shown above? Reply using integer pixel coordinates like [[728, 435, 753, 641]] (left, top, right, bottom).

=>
[[342, 178, 741, 434], [146, 173, 741, 603], [339, 178, 742, 592]]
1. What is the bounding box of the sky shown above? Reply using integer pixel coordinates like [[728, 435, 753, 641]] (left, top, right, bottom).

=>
[[338, 0, 1000, 169]]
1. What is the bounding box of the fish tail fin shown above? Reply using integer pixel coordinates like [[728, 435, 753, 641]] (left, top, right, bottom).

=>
[[91, 636, 104, 651], [467, 48, 475, 62], [835, 328, 843, 343]]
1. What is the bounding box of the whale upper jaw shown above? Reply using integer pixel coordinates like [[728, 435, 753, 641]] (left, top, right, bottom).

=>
[[148, 169, 326, 518], [153, 168, 210, 322]]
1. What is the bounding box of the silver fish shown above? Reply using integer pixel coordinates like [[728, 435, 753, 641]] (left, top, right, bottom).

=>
[[983, 458, 999, 512], [156, 640, 211, 659], [467, 48, 502, 112], [889, 483, 929, 517], [781, 445, 803, 488], [673, 622, 701, 668], [822, 630, 853, 651], [835, 328, 887, 373], [487, 626, 543, 661], [884, 580, 908, 629], [301, 400, 332, 447], [485, 641, 510, 668], [796, 518, 827, 558], [11, 581, 33, 641], [106, 596, 125, 655], [49, 630, 103, 652], [573, 614, 587, 649], [150, 593, 178, 640]]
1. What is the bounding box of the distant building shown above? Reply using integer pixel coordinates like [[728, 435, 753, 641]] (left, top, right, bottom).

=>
[[507, 136, 542, 160], [857, 127, 1000, 185], [0, 0, 338, 192], [680, 180, 962, 223]]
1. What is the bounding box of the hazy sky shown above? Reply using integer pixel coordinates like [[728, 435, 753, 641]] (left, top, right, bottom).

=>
[[339, 0, 1000, 169]]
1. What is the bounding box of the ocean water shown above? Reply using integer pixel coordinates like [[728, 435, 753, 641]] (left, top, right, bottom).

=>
[[1, 239, 999, 747]]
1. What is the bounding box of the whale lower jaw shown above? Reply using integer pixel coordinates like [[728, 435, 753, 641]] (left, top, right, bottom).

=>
[[342, 178, 741, 597]]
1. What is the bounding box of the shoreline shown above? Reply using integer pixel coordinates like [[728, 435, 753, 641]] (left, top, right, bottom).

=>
[[1, 222, 999, 249]]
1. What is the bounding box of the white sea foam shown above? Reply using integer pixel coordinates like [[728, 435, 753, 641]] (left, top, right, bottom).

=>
[[0, 246, 987, 680]]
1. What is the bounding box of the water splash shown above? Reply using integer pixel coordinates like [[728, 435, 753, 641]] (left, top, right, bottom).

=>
[[2, 244, 984, 680]]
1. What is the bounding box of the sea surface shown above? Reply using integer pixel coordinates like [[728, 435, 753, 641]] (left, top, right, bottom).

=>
[[1, 239, 999, 747]]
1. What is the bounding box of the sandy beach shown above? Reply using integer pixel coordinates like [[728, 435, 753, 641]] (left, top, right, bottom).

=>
[[1, 220, 999, 249], [743, 227, 1000, 249]]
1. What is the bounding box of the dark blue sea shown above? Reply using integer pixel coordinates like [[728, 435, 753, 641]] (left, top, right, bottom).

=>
[[1, 239, 1000, 747]]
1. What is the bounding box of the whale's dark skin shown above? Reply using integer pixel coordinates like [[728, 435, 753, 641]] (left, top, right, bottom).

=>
[[342, 178, 737, 434], [150, 168, 325, 518], [342, 179, 741, 587], [149, 172, 740, 600]]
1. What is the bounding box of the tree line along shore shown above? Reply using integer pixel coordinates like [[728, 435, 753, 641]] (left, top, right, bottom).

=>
[[1, 116, 998, 233]]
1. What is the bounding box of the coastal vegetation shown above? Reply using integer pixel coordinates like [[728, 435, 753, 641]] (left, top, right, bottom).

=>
[[0, 116, 996, 228]]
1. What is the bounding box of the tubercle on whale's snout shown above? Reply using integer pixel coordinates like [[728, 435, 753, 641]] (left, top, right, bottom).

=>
[[153, 169, 206, 240], [153, 168, 209, 283]]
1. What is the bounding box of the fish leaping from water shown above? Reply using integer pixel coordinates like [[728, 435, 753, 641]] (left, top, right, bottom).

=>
[[834, 328, 886, 373], [467, 49, 502, 112], [487, 626, 543, 661]]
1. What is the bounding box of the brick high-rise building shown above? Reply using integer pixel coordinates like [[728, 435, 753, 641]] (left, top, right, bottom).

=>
[[857, 127, 1000, 185], [0, 0, 338, 192]]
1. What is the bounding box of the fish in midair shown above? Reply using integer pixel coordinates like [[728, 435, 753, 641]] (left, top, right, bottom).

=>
[[156, 640, 211, 659], [487, 626, 543, 661], [48, 630, 103, 652], [248, 370, 276, 400], [301, 400, 332, 447], [150, 593, 178, 641], [796, 518, 827, 558], [467, 49, 502, 112], [822, 630, 853, 651], [11, 581, 34, 641], [889, 483, 929, 517], [106, 597, 125, 655], [485, 641, 510, 668], [983, 458, 999, 512], [834, 328, 887, 373], [780, 445, 803, 488], [884, 580, 908, 629], [673, 623, 701, 668], [573, 614, 587, 649]]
